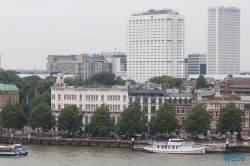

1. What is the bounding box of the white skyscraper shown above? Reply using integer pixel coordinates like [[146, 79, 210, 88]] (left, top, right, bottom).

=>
[[207, 6, 240, 75], [126, 9, 185, 82]]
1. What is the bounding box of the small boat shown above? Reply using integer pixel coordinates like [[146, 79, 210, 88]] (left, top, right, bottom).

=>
[[0, 144, 28, 156], [143, 139, 205, 154], [203, 144, 231, 153]]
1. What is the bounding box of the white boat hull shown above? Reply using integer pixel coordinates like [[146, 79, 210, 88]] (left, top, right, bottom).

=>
[[143, 147, 205, 154]]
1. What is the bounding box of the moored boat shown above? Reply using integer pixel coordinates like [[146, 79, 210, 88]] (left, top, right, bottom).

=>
[[0, 144, 28, 156], [143, 139, 205, 154]]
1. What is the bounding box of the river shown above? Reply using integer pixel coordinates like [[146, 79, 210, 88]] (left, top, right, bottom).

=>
[[1, 144, 250, 166]]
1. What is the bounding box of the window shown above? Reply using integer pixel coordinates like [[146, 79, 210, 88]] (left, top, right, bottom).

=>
[[79, 105, 82, 111], [58, 94, 61, 101], [96, 95, 98, 100], [143, 97, 148, 104], [215, 104, 219, 108], [176, 108, 179, 114], [245, 111, 249, 118], [182, 108, 185, 114], [118, 95, 120, 101], [159, 98, 162, 104], [58, 105, 61, 111], [85, 115, 89, 124], [129, 98, 133, 104], [123, 95, 126, 102], [107, 95, 110, 101], [118, 105, 120, 110], [136, 97, 140, 103], [245, 120, 249, 128], [143, 106, 148, 114], [80, 94, 82, 101], [101, 94, 104, 102], [151, 98, 156, 104], [215, 112, 219, 117], [151, 106, 156, 114], [240, 104, 244, 109]]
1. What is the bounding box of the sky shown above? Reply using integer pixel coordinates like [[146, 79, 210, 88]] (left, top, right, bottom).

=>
[[0, 0, 249, 71]]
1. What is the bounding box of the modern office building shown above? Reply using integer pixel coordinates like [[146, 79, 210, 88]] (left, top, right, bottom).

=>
[[188, 53, 207, 75], [107, 55, 127, 78], [74, 54, 110, 80], [126, 9, 185, 82], [207, 6, 240, 75], [47, 54, 111, 80]]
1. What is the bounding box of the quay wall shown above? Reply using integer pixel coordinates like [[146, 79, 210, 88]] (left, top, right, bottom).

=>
[[0, 136, 148, 148]]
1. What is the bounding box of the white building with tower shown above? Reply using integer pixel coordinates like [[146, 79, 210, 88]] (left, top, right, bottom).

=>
[[126, 9, 185, 82], [50, 73, 129, 130], [207, 6, 240, 75]]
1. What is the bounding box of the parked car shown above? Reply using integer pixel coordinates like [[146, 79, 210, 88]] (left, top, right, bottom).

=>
[[237, 137, 247, 141]]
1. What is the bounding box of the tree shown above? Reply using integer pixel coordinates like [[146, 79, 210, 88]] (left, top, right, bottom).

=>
[[216, 102, 243, 138], [228, 74, 233, 78], [148, 116, 158, 136], [154, 102, 178, 137], [149, 75, 182, 88], [116, 101, 146, 136], [183, 104, 211, 138], [224, 95, 240, 100], [29, 102, 55, 136], [0, 102, 27, 135], [57, 105, 83, 134], [86, 104, 113, 136], [196, 75, 206, 89]]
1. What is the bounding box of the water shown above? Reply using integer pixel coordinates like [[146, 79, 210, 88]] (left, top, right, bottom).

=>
[[1, 144, 250, 166]]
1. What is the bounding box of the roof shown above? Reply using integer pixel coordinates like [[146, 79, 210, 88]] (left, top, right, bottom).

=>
[[229, 78, 250, 88], [0, 84, 19, 91], [166, 93, 193, 98]]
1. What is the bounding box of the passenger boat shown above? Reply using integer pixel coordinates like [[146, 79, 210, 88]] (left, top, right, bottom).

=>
[[143, 139, 205, 154], [0, 144, 28, 156]]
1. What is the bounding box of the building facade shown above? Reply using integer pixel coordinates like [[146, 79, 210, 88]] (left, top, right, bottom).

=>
[[207, 6, 240, 75], [107, 55, 127, 78], [126, 9, 185, 82], [192, 100, 250, 138], [188, 53, 207, 76], [0, 84, 19, 109], [50, 74, 128, 130], [166, 93, 193, 136], [220, 77, 250, 96], [74, 54, 110, 80]]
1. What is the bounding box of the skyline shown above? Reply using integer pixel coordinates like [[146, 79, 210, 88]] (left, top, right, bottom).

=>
[[0, 0, 249, 71]]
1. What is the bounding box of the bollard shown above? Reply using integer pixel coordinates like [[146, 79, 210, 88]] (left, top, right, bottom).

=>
[[131, 138, 134, 151]]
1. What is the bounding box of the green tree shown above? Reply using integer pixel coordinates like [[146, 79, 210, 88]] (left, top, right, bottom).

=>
[[86, 71, 116, 85], [183, 104, 212, 138], [116, 101, 146, 136], [154, 102, 178, 137], [87, 104, 113, 136], [216, 102, 243, 138], [228, 74, 233, 78], [64, 78, 84, 86], [57, 105, 83, 134], [29, 102, 55, 136], [196, 75, 206, 89], [224, 95, 240, 100], [149, 75, 182, 88], [0, 102, 27, 135], [148, 116, 158, 136]]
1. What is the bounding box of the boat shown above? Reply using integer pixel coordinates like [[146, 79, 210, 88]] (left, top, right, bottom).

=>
[[143, 139, 205, 154], [203, 143, 231, 153], [0, 143, 28, 156]]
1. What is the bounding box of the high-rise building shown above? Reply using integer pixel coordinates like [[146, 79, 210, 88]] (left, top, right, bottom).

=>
[[188, 53, 207, 76], [126, 9, 185, 82], [107, 55, 127, 78], [207, 6, 240, 75]]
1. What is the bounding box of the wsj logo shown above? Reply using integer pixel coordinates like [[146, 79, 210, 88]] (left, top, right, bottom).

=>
[[228, 8, 240, 13], [224, 156, 245, 162]]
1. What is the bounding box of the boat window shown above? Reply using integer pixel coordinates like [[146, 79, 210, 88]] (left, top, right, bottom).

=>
[[172, 146, 174, 149], [170, 140, 183, 142]]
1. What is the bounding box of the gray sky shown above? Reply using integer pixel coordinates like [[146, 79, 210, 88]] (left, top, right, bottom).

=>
[[0, 0, 249, 71]]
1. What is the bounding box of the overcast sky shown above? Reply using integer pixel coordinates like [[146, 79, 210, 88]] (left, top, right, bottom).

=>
[[0, 0, 249, 71]]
